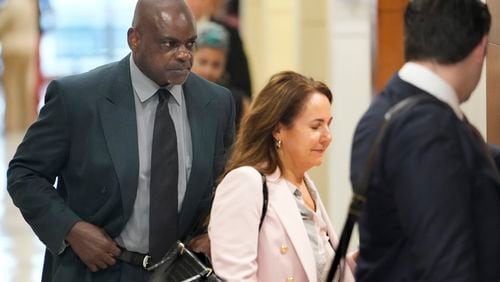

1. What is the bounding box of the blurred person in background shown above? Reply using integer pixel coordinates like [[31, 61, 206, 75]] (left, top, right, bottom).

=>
[[33, 0, 54, 109], [186, 0, 252, 98], [223, 0, 240, 29], [209, 71, 355, 281], [192, 21, 249, 131], [0, 0, 39, 132]]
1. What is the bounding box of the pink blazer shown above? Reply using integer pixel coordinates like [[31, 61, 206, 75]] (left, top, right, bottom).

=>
[[209, 166, 355, 281]]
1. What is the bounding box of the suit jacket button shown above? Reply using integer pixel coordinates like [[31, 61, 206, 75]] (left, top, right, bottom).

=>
[[286, 277, 294, 282], [280, 244, 288, 254]]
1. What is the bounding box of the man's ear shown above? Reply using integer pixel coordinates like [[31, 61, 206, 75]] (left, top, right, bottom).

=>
[[127, 27, 139, 52], [475, 35, 488, 60]]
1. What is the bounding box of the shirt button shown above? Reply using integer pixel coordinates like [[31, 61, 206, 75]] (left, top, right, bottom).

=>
[[280, 244, 289, 254], [286, 277, 294, 282]]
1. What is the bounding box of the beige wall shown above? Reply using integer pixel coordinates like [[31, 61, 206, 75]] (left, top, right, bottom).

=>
[[240, 0, 328, 94], [486, 0, 500, 144], [240, 0, 299, 95]]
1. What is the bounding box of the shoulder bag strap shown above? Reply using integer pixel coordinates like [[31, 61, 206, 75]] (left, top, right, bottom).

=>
[[259, 173, 268, 230]]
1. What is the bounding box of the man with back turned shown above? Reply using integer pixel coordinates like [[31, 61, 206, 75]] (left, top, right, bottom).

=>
[[351, 0, 500, 281]]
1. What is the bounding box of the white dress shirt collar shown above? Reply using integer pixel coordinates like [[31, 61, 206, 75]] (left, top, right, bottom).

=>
[[399, 62, 463, 120], [129, 55, 183, 106]]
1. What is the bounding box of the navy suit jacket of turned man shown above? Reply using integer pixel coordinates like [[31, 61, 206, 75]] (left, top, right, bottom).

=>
[[350, 75, 500, 282]]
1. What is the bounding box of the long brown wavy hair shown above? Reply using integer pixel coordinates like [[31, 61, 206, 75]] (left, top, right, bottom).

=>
[[222, 70, 332, 178]]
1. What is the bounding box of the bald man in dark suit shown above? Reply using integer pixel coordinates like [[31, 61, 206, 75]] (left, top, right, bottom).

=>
[[7, 0, 235, 281]]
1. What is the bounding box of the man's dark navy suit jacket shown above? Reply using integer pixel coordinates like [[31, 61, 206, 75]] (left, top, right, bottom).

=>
[[351, 75, 500, 282]]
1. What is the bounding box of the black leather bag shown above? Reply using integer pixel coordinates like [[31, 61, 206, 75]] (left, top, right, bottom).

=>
[[149, 240, 221, 282]]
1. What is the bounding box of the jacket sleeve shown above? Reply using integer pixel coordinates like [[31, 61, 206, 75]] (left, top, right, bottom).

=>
[[489, 143, 500, 171], [7, 80, 81, 254], [209, 166, 262, 282], [224, 87, 236, 159], [220, 87, 236, 178]]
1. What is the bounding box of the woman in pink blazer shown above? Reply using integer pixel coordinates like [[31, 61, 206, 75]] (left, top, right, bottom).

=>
[[209, 71, 355, 281]]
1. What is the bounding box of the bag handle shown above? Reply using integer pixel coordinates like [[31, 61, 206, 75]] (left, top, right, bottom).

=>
[[327, 94, 438, 281], [259, 173, 268, 230]]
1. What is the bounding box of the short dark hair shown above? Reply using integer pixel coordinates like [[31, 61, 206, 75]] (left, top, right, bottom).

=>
[[404, 0, 491, 64]]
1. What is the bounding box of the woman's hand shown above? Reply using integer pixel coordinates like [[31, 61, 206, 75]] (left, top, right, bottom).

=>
[[346, 249, 359, 272], [188, 233, 211, 258]]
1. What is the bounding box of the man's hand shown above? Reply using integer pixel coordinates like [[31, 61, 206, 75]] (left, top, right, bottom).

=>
[[65, 221, 121, 272]]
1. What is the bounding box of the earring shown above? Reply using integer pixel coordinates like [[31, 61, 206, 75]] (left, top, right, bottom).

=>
[[275, 139, 282, 149]]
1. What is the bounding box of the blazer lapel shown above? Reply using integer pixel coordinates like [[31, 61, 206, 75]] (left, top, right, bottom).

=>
[[98, 55, 139, 222], [268, 172, 317, 282], [178, 73, 214, 236]]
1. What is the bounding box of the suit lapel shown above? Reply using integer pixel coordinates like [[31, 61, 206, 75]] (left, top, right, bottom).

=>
[[98, 56, 139, 222], [179, 74, 214, 236], [268, 174, 317, 282]]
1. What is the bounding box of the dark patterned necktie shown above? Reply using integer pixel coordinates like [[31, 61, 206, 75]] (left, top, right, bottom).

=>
[[149, 88, 178, 263]]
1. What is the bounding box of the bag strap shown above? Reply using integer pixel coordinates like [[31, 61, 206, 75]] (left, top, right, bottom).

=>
[[146, 240, 184, 271], [259, 173, 268, 230], [327, 94, 438, 281]]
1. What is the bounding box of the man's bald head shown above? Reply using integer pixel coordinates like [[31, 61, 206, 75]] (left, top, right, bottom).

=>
[[128, 0, 197, 86], [132, 0, 195, 29]]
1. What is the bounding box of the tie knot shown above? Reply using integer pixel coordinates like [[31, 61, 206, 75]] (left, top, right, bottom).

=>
[[156, 88, 171, 104]]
